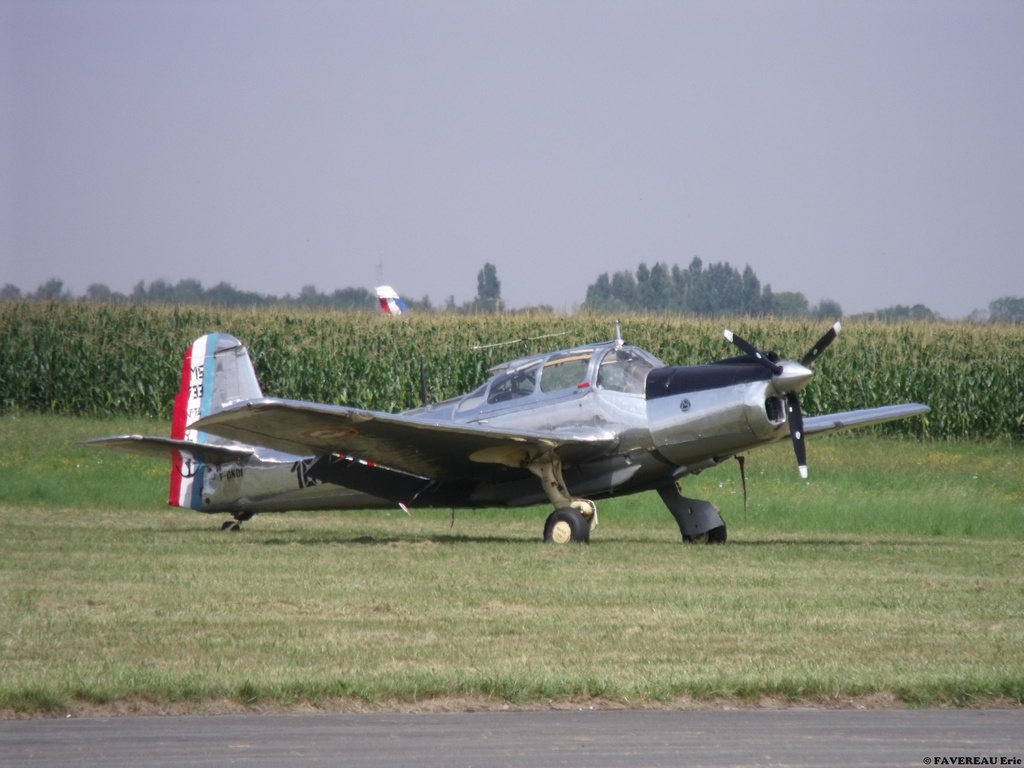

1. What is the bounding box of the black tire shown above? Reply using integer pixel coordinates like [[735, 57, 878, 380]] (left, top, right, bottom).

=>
[[683, 522, 727, 544], [543, 507, 590, 544]]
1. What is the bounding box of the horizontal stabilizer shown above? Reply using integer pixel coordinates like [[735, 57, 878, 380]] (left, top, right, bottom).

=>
[[804, 404, 930, 437], [80, 435, 253, 465]]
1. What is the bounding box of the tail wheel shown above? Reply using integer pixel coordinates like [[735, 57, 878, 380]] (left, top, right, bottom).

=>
[[543, 507, 590, 544]]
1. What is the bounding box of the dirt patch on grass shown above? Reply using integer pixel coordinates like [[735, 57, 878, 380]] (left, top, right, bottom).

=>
[[5, 692, 1022, 719]]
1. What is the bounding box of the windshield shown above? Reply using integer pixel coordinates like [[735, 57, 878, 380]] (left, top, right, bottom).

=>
[[595, 347, 657, 394]]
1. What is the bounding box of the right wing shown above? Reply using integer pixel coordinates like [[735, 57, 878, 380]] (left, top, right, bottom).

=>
[[192, 397, 618, 481]]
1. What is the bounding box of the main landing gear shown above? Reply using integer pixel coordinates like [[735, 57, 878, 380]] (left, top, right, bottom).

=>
[[530, 459, 726, 545], [657, 483, 727, 544], [543, 503, 596, 544], [528, 459, 597, 545]]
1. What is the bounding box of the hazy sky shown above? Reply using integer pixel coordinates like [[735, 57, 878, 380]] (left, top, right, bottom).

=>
[[2, 0, 1022, 317]]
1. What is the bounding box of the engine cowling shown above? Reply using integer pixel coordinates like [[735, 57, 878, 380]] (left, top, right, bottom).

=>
[[645, 362, 791, 467]]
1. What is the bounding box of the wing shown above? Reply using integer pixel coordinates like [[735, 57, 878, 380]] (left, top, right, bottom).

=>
[[192, 398, 617, 480], [804, 403, 930, 437], [80, 435, 254, 464]]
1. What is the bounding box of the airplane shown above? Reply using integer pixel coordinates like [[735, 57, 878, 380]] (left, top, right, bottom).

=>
[[376, 285, 408, 315], [83, 322, 929, 544]]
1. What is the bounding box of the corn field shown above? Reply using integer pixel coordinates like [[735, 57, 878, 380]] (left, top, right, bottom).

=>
[[2, 301, 1022, 440]]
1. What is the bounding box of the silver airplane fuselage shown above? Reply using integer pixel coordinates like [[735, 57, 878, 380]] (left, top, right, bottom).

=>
[[198, 340, 799, 514]]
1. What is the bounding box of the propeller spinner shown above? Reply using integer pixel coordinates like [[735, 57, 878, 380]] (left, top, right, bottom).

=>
[[724, 322, 841, 479]]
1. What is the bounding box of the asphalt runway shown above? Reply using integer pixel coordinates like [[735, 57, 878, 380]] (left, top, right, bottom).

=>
[[3, 708, 1022, 767]]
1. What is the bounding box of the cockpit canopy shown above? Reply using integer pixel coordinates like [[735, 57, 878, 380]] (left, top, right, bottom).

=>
[[595, 345, 660, 394], [455, 343, 662, 414]]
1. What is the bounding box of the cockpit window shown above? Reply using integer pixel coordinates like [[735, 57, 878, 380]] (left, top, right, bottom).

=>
[[539, 352, 593, 393], [596, 347, 656, 394], [455, 381, 489, 413], [486, 362, 540, 404]]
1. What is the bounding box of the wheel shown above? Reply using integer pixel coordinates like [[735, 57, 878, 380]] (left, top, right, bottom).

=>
[[683, 522, 727, 544], [543, 507, 590, 544]]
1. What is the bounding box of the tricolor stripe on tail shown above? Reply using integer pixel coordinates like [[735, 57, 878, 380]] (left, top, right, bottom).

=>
[[168, 333, 262, 509], [376, 285, 408, 315]]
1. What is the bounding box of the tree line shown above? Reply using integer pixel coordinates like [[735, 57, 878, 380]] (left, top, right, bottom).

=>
[[582, 258, 1024, 324], [1, 277, 378, 311], [0, 262, 510, 315], [582, 257, 842, 318], [3, 260, 1023, 323]]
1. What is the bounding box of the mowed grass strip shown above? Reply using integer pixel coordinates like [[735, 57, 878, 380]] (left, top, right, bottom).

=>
[[0, 416, 1022, 714]]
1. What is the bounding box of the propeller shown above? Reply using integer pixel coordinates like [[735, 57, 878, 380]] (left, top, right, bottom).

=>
[[787, 393, 807, 479], [723, 329, 782, 375], [724, 322, 841, 479], [800, 321, 841, 366]]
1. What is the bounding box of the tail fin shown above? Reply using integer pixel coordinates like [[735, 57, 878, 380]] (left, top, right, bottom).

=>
[[376, 285, 408, 315], [169, 333, 262, 509]]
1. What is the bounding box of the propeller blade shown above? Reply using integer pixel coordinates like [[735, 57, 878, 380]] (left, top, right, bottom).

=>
[[800, 321, 841, 367], [787, 393, 808, 479], [724, 329, 783, 375]]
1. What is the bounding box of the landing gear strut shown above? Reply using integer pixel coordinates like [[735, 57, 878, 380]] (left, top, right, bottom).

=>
[[528, 458, 597, 544], [657, 483, 727, 544]]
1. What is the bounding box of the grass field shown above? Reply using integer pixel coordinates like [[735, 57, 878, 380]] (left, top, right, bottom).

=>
[[1, 414, 1022, 716]]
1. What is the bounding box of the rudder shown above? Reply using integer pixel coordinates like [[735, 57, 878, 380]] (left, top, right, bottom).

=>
[[376, 285, 408, 315], [169, 334, 262, 508]]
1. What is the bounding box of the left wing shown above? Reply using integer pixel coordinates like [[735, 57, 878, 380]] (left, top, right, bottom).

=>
[[80, 435, 254, 464], [192, 398, 617, 480], [804, 403, 930, 437]]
